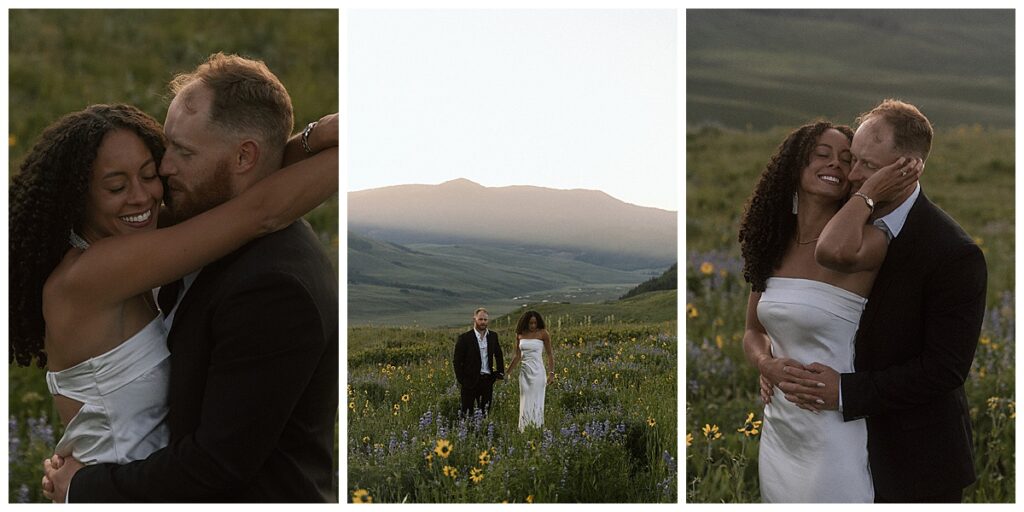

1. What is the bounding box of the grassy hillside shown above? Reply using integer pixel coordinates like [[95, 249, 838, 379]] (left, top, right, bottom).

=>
[[687, 9, 1014, 130], [493, 290, 678, 328], [621, 264, 677, 300], [349, 231, 659, 326]]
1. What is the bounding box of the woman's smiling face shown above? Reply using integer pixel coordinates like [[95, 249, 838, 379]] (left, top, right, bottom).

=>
[[798, 128, 853, 201], [80, 129, 163, 242]]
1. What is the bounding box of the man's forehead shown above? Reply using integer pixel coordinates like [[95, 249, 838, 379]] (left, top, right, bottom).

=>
[[854, 119, 894, 150]]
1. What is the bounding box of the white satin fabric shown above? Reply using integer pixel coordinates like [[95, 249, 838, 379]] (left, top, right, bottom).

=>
[[46, 315, 170, 465], [517, 338, 546, 432], [756, 277, 873, 503]]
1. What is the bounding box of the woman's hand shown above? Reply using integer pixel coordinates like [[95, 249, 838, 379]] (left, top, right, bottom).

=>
[[307, 113, 339, 152], [759, 373, 774, 405], [546, 371, 554, 385], [858, 156, 922, 207], [757, 355, 807, 391]]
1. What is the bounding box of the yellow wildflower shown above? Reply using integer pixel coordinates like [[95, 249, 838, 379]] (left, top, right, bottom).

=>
[[700, 261, 714, 275], [348, 401, 355, 410], [361, 436, 370, 444], [980, 336, 991, 346], [478, 450, 492, 466], [442, 465, 458, 479], [715, 335, 724, 349], [470, 467, 484, 484], [647, 417, 656, 427], [352, 488, 372, 503], [425, 453, 433, 468], [401, 393, 410, 402], [687, 303, 699, 318], [434, 439, 453, 458], [987, 396, 1000, 410], [702, 423, 722, 440], [686, 433, 693, 447], [737, 411, 763, 437], [526, 495, 534, 503]]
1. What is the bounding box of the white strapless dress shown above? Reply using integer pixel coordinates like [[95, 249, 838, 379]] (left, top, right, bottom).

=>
[[756, 277, 873, 503], [45, 315, 171, 465], [518, 338, 546, 432]]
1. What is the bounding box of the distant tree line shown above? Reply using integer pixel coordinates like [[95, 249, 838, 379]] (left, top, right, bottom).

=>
[[620, 263, 677, 300]]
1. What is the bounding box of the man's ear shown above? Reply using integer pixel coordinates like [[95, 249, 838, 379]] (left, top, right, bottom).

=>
[[235, 139, 261, 174]]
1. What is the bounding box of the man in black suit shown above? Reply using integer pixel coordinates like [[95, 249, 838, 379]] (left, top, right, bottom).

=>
[[779, 99, 986, 502], [43, 53, 339, 502], [453, 308, 504, 417]]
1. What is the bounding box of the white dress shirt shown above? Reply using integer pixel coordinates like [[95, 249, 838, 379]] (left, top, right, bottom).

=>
[[475, 328, 490, 375]]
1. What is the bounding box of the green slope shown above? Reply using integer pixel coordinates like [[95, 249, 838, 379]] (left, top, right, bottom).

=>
[[348, 231, 660, 325], [493, 289, 678, 328], [687, 9, 1013, 130]]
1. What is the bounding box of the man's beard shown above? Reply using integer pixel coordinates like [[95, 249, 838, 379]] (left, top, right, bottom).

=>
[[165, 158, 234, 222]]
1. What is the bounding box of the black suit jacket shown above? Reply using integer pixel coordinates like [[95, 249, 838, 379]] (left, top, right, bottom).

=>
[[70, 221, 339, 502], [453, 329, 504, 388], [841, 192, 986, 499]]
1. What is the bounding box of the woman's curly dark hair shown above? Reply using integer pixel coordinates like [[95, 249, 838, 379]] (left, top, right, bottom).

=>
[[737, 121, 853, 292], [515, 310, 546, 335], [9, 104, 165, 367]]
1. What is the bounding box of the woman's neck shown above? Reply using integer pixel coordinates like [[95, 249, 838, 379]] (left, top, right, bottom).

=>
[[795, 199, 840, 242]]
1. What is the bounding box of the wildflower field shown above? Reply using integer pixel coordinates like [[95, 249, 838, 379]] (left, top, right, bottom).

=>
[[685, 126, 1015, 502], [347, 307, 678, 503]]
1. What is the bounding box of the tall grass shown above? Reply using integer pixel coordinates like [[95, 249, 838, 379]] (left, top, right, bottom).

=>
[[347, 321, 678, 503]]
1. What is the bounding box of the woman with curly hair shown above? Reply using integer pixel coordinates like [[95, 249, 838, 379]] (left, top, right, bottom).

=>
[[505, 310, 555, 431], [9, 103, 337, 467], [737, 120, 920, 502]]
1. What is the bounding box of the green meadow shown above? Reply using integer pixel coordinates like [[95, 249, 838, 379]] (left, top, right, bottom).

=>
[[685, 126, 1014, 502], [347, 290, 678, 503]]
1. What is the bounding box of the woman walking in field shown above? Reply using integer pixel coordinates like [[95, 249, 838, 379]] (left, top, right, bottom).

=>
[[505, 310, 555, 431]]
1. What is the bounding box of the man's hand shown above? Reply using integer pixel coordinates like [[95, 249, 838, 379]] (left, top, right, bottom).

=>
[[777, 362, 840, 412], [42, 454, 83, 503]]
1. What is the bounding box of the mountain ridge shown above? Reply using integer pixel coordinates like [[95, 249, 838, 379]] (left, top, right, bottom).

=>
[[349, 179, 676, 270]]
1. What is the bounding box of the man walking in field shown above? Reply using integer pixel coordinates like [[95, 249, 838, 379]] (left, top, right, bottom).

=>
[[453, 308, 504, 417]]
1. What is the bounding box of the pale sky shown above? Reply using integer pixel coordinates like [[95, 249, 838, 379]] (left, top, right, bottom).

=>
[[348, 9, 677, 211]]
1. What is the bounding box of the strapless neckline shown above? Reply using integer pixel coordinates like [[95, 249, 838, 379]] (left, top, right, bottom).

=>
[[767, 276, 868, 301]]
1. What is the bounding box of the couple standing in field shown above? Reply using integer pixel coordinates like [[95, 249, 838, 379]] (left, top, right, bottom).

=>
[[453, 308, 555, 432], [740, 99, 986, 503], [11, 53, 339, 502]]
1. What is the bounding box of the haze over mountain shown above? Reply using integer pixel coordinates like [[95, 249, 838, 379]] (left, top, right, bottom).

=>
[[349, 179, 677, 270]]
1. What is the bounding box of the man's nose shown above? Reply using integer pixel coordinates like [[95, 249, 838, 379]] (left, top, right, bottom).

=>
[[849, 163, 865, 181], [159, 157, 177, 177]]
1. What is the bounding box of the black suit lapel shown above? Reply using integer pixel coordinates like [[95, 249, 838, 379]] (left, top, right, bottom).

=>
[[861, 193, 929, 329]]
